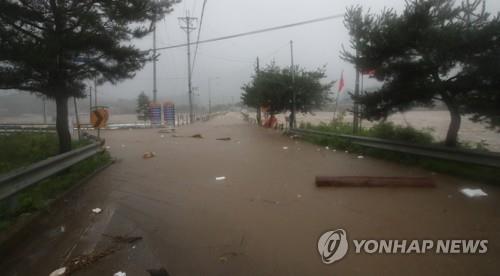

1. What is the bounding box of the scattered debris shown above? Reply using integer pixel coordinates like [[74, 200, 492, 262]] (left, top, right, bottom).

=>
[[332, 149, 337, 152], [216, 137, 231, 141], [345, 150, 349, 153], [316, 176, 436, 188], [92, 208, 102, 214], [282, 146, 288, 150], [297, 194, 302, 199], [147, 268, 170, 276], [461, 188, 488, 198], [60, 225, 66, 233], [103, 234, 143, 244], [105, 146, 111, 150], [114, 271, 126, 276], [143, 151, 156, 159], [64, 246, 119, 274], [158, 129, 172, 133], [357, 155, 364, 159], [160, 135, 165, 138], [218, 252, 241, 263], [49, 267, 66, 276], [192, 134, 203, 138], [215, 176, 226, 181], [325, 146, 330, 150]]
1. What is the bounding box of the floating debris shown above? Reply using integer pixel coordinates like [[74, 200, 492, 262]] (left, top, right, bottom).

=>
[[147, 268, 170, 276], [92, 208, 102, 214], [143, 151, 156, 159], [103, 234, 143, 244], [215, 176, 226, 181], [283, 146, 288, 150], [461, 188, 488, 198], [216, 137, 231, 141], [114, 272, 126, 276], [192, 134, 203, 138], [325, 146, 330, 150], [357, 155, 364, 159], [49, 267, 66, 276]]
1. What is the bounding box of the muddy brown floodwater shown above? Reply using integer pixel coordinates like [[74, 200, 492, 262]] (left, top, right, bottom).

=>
[[1, 112, 499, 275]]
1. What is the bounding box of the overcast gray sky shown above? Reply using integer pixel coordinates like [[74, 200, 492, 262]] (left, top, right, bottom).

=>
[[97, 0, 500, 106]]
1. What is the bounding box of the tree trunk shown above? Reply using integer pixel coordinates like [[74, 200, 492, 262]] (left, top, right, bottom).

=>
[[55, 96, 72, 153], [442, 95, 461, 147]]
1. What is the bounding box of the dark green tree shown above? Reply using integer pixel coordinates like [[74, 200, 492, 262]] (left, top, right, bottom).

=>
[[342, 0, 500, 147], [136, 91, 150, 121], [242, 63, 334, 127], [0, 0, 178, 152]]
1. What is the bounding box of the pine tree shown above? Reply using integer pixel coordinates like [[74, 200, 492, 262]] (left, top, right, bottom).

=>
[[0, 0, 178, 152], [136, 91, 150, 121], [342, 0, 500, 147]]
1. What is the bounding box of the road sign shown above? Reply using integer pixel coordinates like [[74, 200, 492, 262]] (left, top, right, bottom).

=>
[[149, 103, 162, 125], [90, 107, 109, 128], [163, 102, 176, 127]]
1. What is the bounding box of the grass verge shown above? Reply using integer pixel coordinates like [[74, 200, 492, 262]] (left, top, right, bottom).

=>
[[0, 150, 111, 232], [298, 121, 500, 184]]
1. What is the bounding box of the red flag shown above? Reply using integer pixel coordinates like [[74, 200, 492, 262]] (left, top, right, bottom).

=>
[[361, 69, 375, 76], [338, 71, 345, 92]]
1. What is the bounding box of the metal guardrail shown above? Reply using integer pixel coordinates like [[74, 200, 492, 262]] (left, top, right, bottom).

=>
[[289, 128, 500, 168], [0, 134, 105, 201]]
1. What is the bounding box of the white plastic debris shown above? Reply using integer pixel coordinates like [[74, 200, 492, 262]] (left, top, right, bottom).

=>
[[114, 272, 126, 276], [215, 176, 226, 181], [332, 149, 337, 152], [325, 146, 330, 150], [49, 267, 66, 276], [357, 155, 364, 159], [92, 208, 102, 214], [461, 188, 488, 198], [60, 226, 65, 233], [345, 150, 349, 153], [282, 146, 288, 150], [105, 146, 111, 150]]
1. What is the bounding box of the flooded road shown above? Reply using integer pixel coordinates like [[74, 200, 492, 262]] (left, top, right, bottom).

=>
[[2, 112, 499, 275]]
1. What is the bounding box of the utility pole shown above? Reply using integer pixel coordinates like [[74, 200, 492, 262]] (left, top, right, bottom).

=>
[[290, 40, 296, 129], [94, 78, 98, 107], [42, 97, 47, 124], [256, 57, 261, 126], [179, 11, 197, 123], [89, 86, 92, 113], [152, 13, 158, 103], [353, 50, 360, 134]]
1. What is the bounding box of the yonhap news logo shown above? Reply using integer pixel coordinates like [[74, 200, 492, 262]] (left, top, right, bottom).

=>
[[317, 229, 349, 264], [318, 229, 488, 264]]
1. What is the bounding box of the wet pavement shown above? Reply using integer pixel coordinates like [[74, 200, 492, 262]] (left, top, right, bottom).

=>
[[1, 112, 499, 275]]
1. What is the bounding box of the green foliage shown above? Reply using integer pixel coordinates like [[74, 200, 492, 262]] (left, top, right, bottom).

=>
[[136, 91, 151, 121], [342, 0, 500, 146], [241, 63, 334, 115], [0, 133, 90, 174], [0, 152, 111, 232], [299, 121, 499, 184]]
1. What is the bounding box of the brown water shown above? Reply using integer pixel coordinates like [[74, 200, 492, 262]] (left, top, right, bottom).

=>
[[2, 113, 499, 275]]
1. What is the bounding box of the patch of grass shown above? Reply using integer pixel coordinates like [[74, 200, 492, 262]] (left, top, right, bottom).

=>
[[0, 151, 111, 232], [0, 133, 91, 174], [298, 121, 500, 184]]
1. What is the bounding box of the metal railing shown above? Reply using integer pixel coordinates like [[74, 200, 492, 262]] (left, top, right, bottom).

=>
[[0, 133, 105, 201], [288, 128, 500, 168]]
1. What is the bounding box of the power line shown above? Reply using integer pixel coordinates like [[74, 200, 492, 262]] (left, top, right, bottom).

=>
[[191, 0, 208, 73], [152, 13, 344, 52]]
